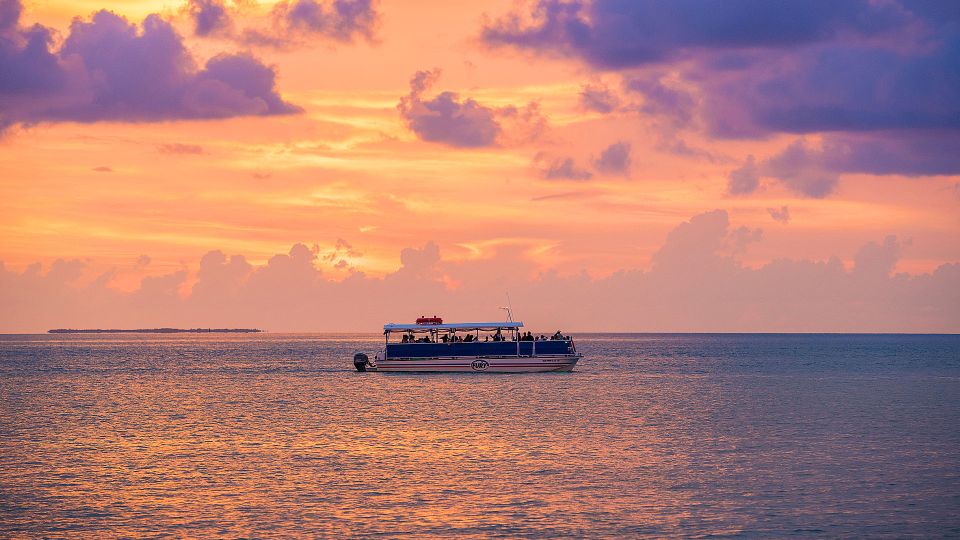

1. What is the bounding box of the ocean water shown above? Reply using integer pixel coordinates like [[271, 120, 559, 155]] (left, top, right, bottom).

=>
[[1, 333, 958, 538]]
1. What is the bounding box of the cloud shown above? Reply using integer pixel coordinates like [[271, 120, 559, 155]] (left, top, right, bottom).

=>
[[6, 209, 956, 332], [625, 75, 696, 127], [540, 156, 592, 180], [727, 155, 759, 195], [728, 140, 845, 198], [767, 206, 790, 224], [92, 166, 113, 172], [398, 69, 544, 147], [853, 235, 901, 280], [728, 225, 763, 254], [481, 0, 903, 69], [482, 1, 960, 182], [235, 0, 379, 48], [157, 143, 204, 154], [0, 1, 299, 134], [186, 0, 230, 36], [579, 83, 618, 113], [593, 141, 631, 175], [761, 140, 839, 198], [274, 0, 378, 42]]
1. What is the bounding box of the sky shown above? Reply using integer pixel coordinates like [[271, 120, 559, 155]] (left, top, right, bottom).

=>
[[1, 0, 958, 332]]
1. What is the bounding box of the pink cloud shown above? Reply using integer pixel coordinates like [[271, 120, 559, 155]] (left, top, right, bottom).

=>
[[2, 211, 957, 333]]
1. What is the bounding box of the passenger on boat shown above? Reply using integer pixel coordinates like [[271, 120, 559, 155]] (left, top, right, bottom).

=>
[[552, 331, 564, 340]]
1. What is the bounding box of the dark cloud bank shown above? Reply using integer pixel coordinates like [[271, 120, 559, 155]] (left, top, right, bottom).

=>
[[0, 0, 299, 134], [2, 210, 957, 332], [483, 0, 960, 196]]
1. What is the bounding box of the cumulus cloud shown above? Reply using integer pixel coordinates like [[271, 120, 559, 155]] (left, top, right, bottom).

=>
[[482, 0, 960, 182], [0, 0, 299, 134], [6, 210, 956, 332], [593, 141, 631, 176], [397, 69, 544, 147]]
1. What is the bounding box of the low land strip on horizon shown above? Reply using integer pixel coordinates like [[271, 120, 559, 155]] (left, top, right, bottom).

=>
[[47, 328, 263, 334]]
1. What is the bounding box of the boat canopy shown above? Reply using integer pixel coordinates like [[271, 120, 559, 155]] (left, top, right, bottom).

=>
[[383, 321, 523, 332]]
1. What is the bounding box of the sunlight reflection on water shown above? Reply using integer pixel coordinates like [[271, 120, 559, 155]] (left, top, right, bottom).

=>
[[1, 333, 958, 537]]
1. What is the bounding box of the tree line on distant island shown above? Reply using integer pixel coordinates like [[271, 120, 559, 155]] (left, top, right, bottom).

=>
[[47, 328, 263, 334]]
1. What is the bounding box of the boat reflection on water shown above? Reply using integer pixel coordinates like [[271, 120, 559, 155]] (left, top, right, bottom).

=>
[[354, 316, 582, 373]]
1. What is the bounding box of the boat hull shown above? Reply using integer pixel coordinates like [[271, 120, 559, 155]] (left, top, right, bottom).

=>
[[369, 354, 581, 373]]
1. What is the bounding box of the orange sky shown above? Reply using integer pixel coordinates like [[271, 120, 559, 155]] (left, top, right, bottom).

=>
[[1, 0, 958, 331]]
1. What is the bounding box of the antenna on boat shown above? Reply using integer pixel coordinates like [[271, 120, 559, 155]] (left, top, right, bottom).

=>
[[500, 292, 515, 323]]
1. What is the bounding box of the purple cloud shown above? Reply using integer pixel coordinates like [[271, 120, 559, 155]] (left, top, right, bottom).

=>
[[767, 206, 790, 224], [0, 1, 299, 134], [398, 69, 542, 148], [482, 0, 903, 69], [482, 1, 960, 180], [187, 0, 230, 37], [761, 140, 839, 198], [540, 156, 592, 181], [275, 0, 378, 42], [727, 155, 760, 195], [158, 143, 204, 154], [579, 83, 618, 113], [625, 75, 696, 127], [704, 42, 960, 138], [593, 141, 631, 175]]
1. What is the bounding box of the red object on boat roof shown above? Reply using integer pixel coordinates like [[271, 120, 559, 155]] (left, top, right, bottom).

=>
[[416, 316, 443, 325]]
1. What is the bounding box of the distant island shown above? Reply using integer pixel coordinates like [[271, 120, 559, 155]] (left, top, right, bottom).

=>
[[48, 328, 263, 334]]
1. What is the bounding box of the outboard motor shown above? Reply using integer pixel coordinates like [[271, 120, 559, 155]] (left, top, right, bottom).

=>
[[353, 352, 370, 372]]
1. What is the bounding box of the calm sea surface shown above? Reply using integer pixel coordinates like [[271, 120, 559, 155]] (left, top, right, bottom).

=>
[[1, 333, 958, 538]]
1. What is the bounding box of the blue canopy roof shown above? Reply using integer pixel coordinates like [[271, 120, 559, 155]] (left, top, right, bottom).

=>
[[383, 321, 523, 332]]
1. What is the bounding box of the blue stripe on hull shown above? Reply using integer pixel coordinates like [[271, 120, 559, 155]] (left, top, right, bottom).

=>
[[372, 355, 580, 373]]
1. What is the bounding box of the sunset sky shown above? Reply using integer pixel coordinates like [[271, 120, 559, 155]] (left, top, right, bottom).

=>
[[1, 0, 958, 332]]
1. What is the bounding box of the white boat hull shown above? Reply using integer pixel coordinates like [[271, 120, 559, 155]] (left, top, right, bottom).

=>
[[369, 354, 581, 373]]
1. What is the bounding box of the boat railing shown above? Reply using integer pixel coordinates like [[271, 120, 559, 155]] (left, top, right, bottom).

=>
[[385, 339, 573, 358]]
